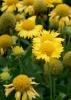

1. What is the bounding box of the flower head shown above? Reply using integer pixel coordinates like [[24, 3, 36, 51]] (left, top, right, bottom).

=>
[[63, 51, 71, 68], [1, 0, 19, 12], [49, 4, 71, 29], [12, 46, 24, 55], [4, 74, 39, 100], [32, 30, 64, 62], [0, 12, 16, 34], [44, 58, 63, 75], [0, 67, 11, 81], [17, 0, 34, 13], [0, 35, 13, 49], [0, 72, 10, 81], [16, 16, 43, 38]]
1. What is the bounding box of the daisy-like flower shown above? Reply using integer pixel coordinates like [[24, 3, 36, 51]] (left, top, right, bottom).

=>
[[12, 46, 24, 55], [1, 0, 19, 12], [32, 30, 64, 62], [17, 0, 34, 13], [4, 74, 39, 100], [15, 16, 43, 39], [49, 4, 71, 30]]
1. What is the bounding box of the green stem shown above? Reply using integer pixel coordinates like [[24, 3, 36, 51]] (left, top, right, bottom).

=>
[[18, 57, 23, 74], [67, 36, 71, 50], [53, 77, 56, 100], [48, 64, 53, 100]]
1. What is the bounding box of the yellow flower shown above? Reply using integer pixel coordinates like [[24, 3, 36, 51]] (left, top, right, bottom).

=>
[[1, 0, 19, 12], [32, 30, 64, 62], [0, 67, 11, 81], [0, 35, 13, 49], [17, 0, 34, 13], [15, 16, 43, 38], [12, 46, 24, 55], [0, 72, 10, 81], [49, 4, 71, 29], [4, 74, 39, 100]]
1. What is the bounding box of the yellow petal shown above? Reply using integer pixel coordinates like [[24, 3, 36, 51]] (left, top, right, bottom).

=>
[[15, 92, 21, 100], [5, 87, 14, 97], [22, 92, 27, 100]]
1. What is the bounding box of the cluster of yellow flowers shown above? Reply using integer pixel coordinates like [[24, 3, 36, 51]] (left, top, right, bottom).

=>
[[1, 0, 71, 100]]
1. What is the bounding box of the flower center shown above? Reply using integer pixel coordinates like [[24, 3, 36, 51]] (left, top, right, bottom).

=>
[[13, 75, 32, 92], [22, 19, 35, 30], [41, 40, 54, 56], [6, 0, 18, 6], [56, 4, 70, 16]]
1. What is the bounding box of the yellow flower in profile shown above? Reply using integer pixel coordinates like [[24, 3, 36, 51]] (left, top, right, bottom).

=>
[[4, 74, 39, 100], [0, 35, 13, 49], [16, 16, 43, 38], [12, 46, 24, 55], [32, 30, 64, 62], [49, 4, 71, 29], [1, 0, 19, 12]]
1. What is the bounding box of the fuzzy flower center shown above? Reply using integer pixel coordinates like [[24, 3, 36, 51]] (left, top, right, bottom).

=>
[[6, 0, 18, 6], [13, 75, 32, 92], [56, 4, 70, 16], [41, 40, 54, 56]]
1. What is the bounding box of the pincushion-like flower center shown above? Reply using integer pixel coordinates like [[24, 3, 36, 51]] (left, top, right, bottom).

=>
[[13, 75, 32, 92], [56, 4, 70, 16], [6, 0, 18, 6], [41, 40, 54, 56]]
